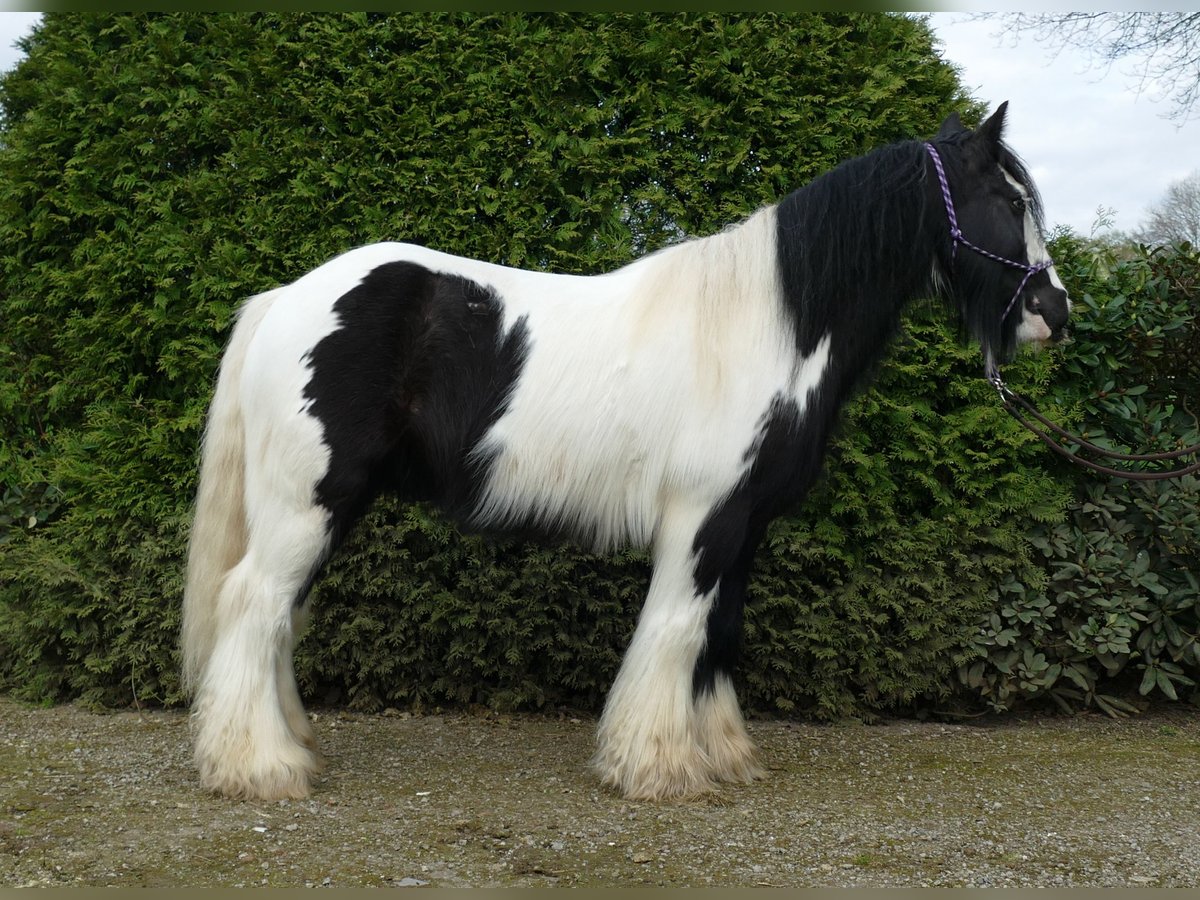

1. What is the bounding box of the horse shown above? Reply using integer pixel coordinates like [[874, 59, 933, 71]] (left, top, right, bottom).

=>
[[181, 102, 1070, 803]]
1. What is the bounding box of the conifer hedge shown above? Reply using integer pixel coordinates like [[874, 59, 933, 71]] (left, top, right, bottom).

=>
[[2, 13, 1194, 717]]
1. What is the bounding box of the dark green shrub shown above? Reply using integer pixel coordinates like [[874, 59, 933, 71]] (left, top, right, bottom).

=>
[[960, 239, 1200, 715]]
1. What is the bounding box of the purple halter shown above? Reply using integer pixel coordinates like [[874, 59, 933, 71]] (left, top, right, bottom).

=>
[[924, 142, 1054, 326]]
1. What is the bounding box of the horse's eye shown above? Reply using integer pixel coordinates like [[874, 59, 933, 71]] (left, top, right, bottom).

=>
[[1012, 197, 1028, 214]]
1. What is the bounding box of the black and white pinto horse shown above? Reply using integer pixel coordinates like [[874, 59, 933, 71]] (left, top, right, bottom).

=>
[[182, 103, 1070, 802]]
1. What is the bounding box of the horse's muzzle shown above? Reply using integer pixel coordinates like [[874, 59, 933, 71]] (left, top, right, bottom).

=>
[[1029, 289, 1070, 343]]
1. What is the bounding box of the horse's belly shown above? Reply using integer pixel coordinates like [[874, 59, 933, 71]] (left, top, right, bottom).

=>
[[469, 334, 786, 552]]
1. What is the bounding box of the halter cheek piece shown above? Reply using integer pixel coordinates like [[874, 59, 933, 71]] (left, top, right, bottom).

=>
[[924, 142, 1054, 343]]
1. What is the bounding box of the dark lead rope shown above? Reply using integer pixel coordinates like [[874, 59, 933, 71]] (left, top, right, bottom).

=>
[[925, 141, 1200, 482], [990, 374, 1200, 481]]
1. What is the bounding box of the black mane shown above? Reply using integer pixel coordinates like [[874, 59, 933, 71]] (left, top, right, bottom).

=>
[[774, 139, 937, 407]]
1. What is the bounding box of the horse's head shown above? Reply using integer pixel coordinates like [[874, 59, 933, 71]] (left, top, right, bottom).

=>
[[927, 102, 1070, 377]]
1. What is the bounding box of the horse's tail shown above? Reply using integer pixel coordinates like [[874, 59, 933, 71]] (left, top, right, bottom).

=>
[[181, 288, 283, 695]]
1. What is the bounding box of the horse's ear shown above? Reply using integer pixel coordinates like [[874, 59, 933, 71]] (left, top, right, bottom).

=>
[[976, 101, 1009, 148], [936, 111, 965, 139]]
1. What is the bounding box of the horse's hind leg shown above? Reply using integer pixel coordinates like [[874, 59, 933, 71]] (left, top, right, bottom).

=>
[[278, 601, 318, 753], [191, 500, 330, 801]]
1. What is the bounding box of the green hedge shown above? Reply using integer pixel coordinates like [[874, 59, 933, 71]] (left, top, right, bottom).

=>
[[4, 13, 1192, 719]]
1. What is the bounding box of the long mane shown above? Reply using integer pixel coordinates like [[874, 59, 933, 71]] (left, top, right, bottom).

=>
[[773, 139, 939, 402]]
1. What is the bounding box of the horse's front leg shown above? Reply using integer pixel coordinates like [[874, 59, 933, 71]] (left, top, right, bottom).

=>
[[593, 499, 759, 800]]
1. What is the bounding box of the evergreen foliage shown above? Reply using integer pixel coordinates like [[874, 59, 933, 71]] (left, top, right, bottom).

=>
[[3, 13, 1190, 719]]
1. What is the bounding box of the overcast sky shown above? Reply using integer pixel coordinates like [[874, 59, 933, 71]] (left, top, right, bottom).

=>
[[2, 12, 1197, 237], [0, 11, 35, 73], [927, 12, 1200, 238]]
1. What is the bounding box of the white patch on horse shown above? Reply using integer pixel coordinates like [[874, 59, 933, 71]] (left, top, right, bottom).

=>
[[469, 207, 819, 554], [1002, 166, 1069, 343]]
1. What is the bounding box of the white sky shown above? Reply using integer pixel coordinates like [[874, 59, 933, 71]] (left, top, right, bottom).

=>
[[0, 11, 35, 73], [927, 12, 1200, 238], [2, 12, 1197, 237]]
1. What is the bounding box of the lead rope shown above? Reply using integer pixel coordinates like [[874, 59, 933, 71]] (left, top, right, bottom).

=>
[[926, 142, 1200, 481], [988, 374, 1200, 481]]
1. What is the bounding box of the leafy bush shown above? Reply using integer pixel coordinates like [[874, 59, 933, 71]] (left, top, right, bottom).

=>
[[960, 238, 1200, 715], [0, 12, 1130, 720]]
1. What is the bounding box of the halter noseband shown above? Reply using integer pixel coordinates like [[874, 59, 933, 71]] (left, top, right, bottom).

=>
[[924, 142, 1054, 332]]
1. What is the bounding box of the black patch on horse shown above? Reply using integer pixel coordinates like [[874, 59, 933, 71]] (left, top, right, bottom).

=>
[[302, 261, 529, 564]]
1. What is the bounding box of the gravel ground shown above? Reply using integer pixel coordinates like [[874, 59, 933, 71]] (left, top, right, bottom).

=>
[[2, 694, 1199, 888]]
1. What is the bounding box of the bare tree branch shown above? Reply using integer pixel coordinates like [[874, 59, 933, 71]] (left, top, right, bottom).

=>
[[1135, 170, 1200, 246], [972, 13, 1200, 123]]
